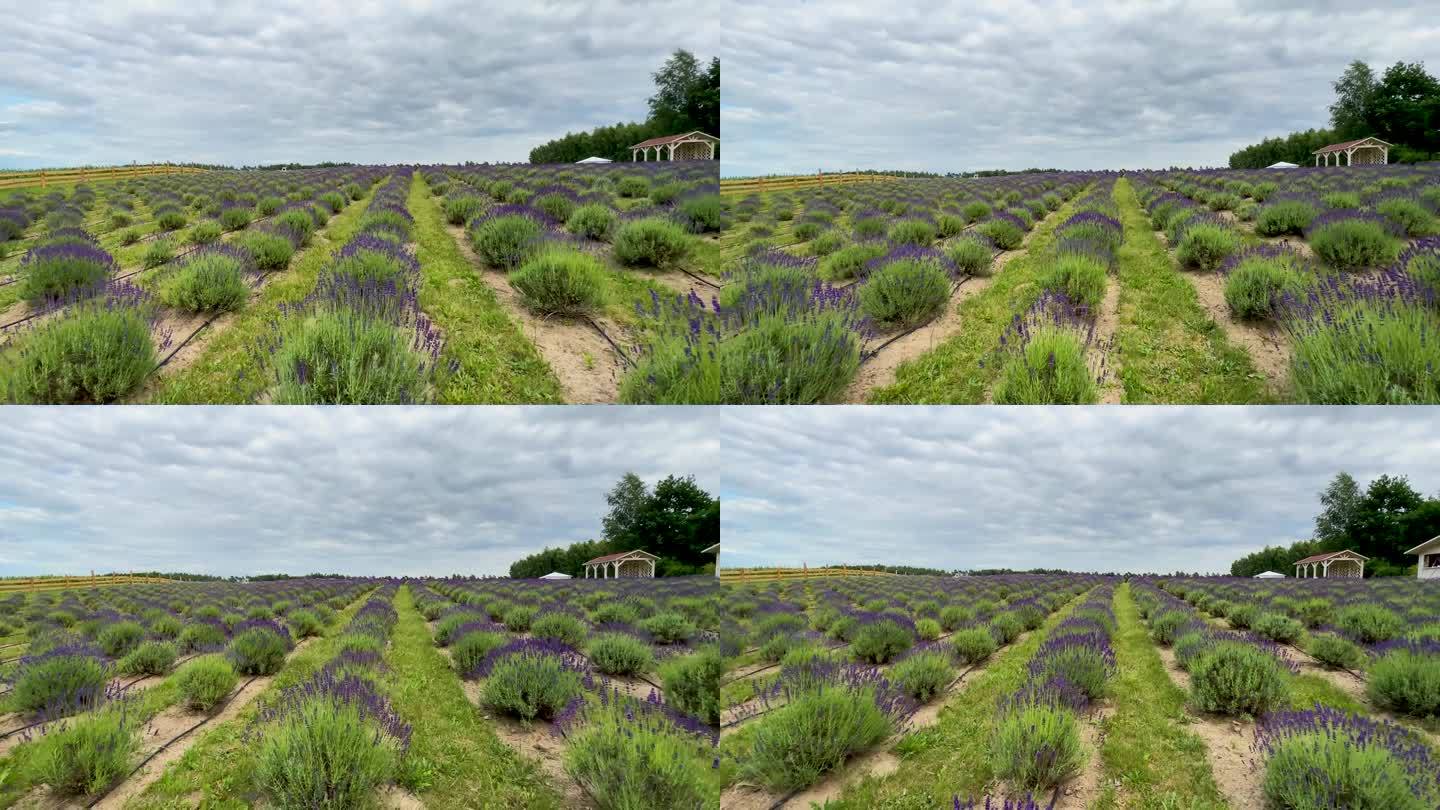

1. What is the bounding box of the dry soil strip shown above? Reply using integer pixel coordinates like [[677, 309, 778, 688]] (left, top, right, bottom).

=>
[[1152, 645, 1264, 809], [87, 637, 316, 809], [444, 223, 624, 403], [1094, 276, 1124, 403], [1051, 705, 1113, 809], [455, 677, 598, 809]]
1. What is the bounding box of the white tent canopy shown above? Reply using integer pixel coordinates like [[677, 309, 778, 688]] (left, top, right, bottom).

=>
[[1254, 571, 1285, 578], [575, 156, 612, 164], [538, 571, 572, 579], [1266, 162, 1298, 169]]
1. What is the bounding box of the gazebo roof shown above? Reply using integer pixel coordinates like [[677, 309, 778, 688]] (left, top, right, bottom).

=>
[[1313, 136, 1393, 155], [631, 131, 720, 149], [1405, 535, 1440, 555], [585, 549, 660, 565], [1294, 549, 1368, 565], [702, 543, 719, 554]]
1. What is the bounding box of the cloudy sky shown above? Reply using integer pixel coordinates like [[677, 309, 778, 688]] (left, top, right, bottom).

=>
[[720, 407, 1440, 575], [0, 408, 718, 577], [0, 0, 716, 169], [719, 0, 1440, 176]]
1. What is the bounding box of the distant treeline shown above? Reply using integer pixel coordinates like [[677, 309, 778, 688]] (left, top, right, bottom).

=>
[[1229, 60, 1440, 168], [118, 571, 358, 582], [529, 50, 719, 164]]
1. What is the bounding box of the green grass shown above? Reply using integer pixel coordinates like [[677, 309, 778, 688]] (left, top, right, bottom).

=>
[[865, 188, 1092, 404], [764, 589, 1090, 809], [1110, 178, 1272, 404], [146, 184, 381, 403], [1089, 584, 1227, 810], [409, 175, 564, 404], [379, 586, 563, 809], [122, 590, 374, 808]]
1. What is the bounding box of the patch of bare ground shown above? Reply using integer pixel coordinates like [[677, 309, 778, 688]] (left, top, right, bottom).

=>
[[490, 716, 595, 809], [1094, 278, 1123, 403], [1181, 269, 1291, 394], [89, 638, 315, 809], [444, 224, 623, 403], [378, 785, 425, 809], [1153, 646, 1264, 810], [842, 274, 994, 403], [1052, 705, 1113, 810], [11, 785, 83, 809]]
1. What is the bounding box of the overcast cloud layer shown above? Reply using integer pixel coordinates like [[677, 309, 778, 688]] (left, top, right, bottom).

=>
[[0, 408, 718, 577], [0, 0, 716, 169], [719, 0, 1440, 176], [718, 407, 1440, 575]]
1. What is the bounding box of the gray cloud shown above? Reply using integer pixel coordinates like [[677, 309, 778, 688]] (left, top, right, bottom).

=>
[[718, 0, 1440, 176], [717, 407, 1440, 574], [0, 407, 719, 577], [0, 0, 717, 169]]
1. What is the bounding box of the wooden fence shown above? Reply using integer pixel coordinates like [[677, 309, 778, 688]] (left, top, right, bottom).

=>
[[720, 173, 901, 196], [0, 575, 173, 593], [0, 165, 207, 192], [719, 567, 898, 584]]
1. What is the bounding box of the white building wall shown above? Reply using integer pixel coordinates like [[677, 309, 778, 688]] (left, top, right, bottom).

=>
[[1419, 557, 1440, 579]]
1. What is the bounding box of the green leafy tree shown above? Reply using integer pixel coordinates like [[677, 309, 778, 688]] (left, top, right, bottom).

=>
[[1329, 60, 1378, 139], [1367, 61, 1440, 154], [1314, 472, 1361, 548]]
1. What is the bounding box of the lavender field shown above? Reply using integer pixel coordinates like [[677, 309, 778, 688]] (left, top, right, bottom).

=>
[[718, 163, 1440, 404], [716, 573, 1440, 809], [0, 575, 721, 808], [0, 160, 722, 404]]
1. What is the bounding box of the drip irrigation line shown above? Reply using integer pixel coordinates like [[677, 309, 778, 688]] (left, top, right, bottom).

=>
[[859, 275, 973, 364], [676, 267, 721, 291], [0, 717, 44, 742], [0, 641, 27, 652], [581, 315, 638, 371], [84, 675, 261, 809]]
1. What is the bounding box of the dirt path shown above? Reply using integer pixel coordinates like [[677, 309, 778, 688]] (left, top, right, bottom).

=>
[[455, 674, 597, 808], [1153, 646, 1264, 809], [1052, 706, 1113, 809], [90, 637, 315, 809], [1094, 277, 1123, 403], [1179, 269, 1290, 394], [444, 224, 624, 403], [842, 275, 993, 403]]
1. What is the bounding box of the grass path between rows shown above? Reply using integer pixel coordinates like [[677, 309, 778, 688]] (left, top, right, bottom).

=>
[[866, 188, 1094, 404], [1092, 584, 1227, 810], [146, 183, 382, 403], [408, 175, 565, 404], [383, 586, 563, 809], [1109, 179, 1271, 404], [821, 589, 1091, 809]]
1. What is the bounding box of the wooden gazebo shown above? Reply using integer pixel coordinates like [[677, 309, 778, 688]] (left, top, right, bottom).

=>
[[1312, 137, 1391, 167], [631, 131, 718, 162], [1294, 549, 1367, 578], [583, 549, 659, 579]]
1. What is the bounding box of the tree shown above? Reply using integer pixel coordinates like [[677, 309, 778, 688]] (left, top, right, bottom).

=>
[[1368, 61, 1440, 154], [1329, 60, 1377, 139], [602, 472, 651, 549], [1347, 474, 1424, 565], [1313, 471, 1361, 548], [648, 51, 720, 136]]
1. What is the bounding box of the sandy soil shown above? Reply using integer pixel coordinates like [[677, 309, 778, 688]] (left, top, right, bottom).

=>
[[377, 785, 425, 809], [1052, 705, 1113, 810], [1153, 646, 1264, 809], [842, 275, 992, 403], [1094, 278, 1123, 403], [90, 638, 315, 809], [1180, 270, 1290, 393], [455, 679, 596, 809], [445, 224, 624, 403]]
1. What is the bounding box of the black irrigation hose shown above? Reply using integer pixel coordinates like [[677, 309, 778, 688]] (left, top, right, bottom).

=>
[[0, 717, 45, 742], [581, 314, 638, 371], [676, 267, 721, 291], [84, 675, 261, 809]]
